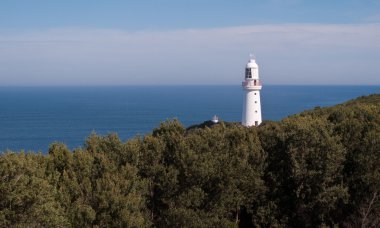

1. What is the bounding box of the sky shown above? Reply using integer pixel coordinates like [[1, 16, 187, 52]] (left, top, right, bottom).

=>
[[0, 0, 380, 85]]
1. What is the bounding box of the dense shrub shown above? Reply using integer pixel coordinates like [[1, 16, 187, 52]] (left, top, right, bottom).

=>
[[0, 94, 379, 227]]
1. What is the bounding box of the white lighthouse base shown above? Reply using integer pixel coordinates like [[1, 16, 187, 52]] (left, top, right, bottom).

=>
[[242, 90, 262, 127]]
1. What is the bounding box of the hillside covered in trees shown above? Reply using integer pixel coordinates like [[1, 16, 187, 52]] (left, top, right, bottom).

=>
[[0, 94, 379, 227]]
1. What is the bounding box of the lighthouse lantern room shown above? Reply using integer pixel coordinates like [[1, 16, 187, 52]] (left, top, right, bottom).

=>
[[242, 55, 262, 126]]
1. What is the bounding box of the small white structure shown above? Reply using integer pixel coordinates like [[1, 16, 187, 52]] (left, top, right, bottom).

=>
[[211, 115, 219, 123], [242, 55, 262, 126]]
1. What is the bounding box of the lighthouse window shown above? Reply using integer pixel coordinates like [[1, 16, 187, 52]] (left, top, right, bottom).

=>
[[255, 101, 257, 103], [254, 93, 257, 95], [245, 68, 252, 78], [255, 110, 258, 113]]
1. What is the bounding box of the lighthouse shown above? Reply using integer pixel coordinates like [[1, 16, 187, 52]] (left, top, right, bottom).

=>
[[242, 55, 262, 127]]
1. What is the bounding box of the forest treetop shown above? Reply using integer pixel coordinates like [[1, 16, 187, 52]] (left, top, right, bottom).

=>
[[0, 94, 379, 227]]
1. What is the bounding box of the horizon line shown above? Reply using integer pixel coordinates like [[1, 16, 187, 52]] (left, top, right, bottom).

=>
[[0, 84, 379, 88]]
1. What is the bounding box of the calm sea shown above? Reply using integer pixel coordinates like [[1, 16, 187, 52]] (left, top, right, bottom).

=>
[[0, 85, 379, 152]]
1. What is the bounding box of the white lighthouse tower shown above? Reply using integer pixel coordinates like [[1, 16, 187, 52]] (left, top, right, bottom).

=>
[[242, 55, 262, 126]]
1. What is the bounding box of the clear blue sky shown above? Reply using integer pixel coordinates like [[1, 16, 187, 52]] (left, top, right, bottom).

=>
[[1, 0, 380, 29], [0, 0, 380, 85]]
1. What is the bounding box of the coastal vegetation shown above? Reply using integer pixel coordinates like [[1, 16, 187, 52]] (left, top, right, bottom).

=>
[[0, 94, 379, 227]]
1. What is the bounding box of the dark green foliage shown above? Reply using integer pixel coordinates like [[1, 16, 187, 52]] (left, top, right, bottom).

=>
[[0, 152, 69, 227], [139, 120, 267, 227], [260, 117, 348, 226], [0, 94, 378, 227]]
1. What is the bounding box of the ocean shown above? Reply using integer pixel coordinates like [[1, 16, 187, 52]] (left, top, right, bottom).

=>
[[0, 85, 379, 152]]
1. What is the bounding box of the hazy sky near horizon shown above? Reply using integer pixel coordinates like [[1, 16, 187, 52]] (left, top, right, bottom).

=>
[[1, 0, 380, 85]]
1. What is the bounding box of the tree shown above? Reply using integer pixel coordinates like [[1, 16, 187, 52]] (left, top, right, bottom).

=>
[[260, 116, 348, 226], [0, 152, 69, 227], [139, 120, 267, 227]]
